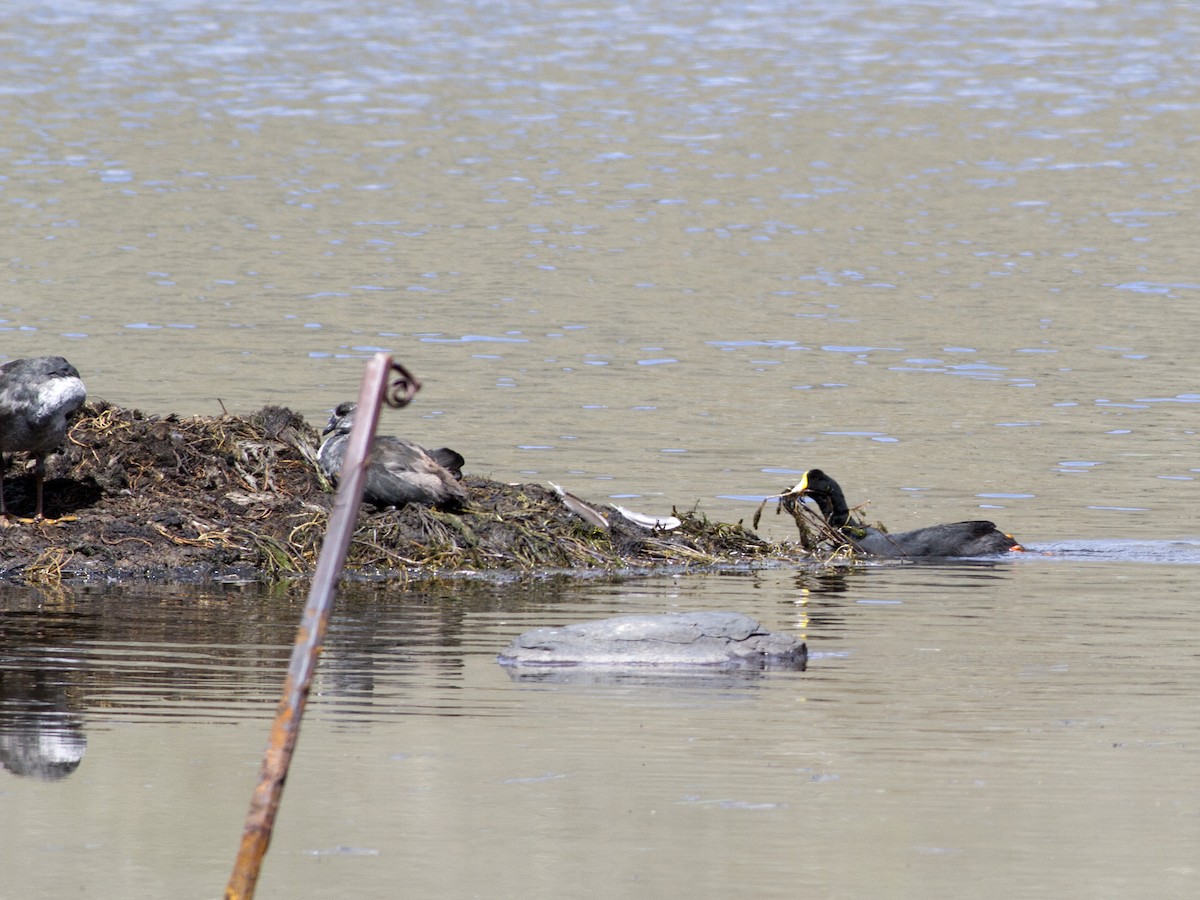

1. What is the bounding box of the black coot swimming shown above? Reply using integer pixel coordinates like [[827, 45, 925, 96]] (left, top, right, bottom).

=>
[[790, 468, 1022, 558]]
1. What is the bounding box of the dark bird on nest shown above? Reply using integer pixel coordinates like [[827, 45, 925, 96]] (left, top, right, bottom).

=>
[[0, 356, 87, 520], [318, 401, 468, 510], [788, 468, 1022, 558]]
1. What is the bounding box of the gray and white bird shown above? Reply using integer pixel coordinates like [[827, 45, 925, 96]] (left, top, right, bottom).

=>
[[318, 401, 468, 510], [0, 356, 87, 520]]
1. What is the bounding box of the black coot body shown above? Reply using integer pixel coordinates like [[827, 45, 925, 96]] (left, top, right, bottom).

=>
[[792, 468, 1021, 558]]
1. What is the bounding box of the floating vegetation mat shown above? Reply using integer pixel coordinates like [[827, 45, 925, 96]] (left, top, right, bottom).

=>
[[0, 402, 816, 585]]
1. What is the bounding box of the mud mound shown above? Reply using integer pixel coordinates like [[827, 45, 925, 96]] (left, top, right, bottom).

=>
[[0, 402, 802, 585]]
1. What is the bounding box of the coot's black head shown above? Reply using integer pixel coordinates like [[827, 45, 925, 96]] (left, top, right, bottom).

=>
[[789, 468, 851, 527]]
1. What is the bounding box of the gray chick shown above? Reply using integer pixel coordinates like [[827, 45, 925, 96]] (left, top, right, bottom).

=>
[[318, 401, 468, 510]]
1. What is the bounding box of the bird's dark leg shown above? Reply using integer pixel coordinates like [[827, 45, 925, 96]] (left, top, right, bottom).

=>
[[34, 456, 46, 520], [0, 457, 20, 526]]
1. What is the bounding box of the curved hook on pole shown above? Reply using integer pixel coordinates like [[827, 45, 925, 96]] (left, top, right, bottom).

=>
[[385, 360, 421, 410]]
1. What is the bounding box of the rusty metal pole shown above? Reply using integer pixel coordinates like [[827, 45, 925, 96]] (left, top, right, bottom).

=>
[[225, 353, 417, 900]]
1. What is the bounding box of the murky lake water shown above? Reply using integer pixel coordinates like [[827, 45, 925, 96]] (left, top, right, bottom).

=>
[[2, 1, 1199, 897]]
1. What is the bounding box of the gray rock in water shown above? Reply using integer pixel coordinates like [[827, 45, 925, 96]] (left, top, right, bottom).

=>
[[497, 611, 806, 671]]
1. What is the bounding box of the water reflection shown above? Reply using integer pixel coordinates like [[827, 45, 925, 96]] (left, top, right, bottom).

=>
[[0, 577, 621, 734], [2, 555, 1198, 898], [0, 536, 1192, 772], [0, 587, 296, 785], [0, 607, 89, 780]]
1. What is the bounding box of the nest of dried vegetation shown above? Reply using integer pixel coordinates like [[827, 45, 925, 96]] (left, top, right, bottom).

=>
[[0, 402, 814, 585]]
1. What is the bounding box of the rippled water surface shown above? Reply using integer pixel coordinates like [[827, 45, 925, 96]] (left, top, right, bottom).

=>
[[3, 560, 1198, 899], [3, 0, 1199, 897]]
